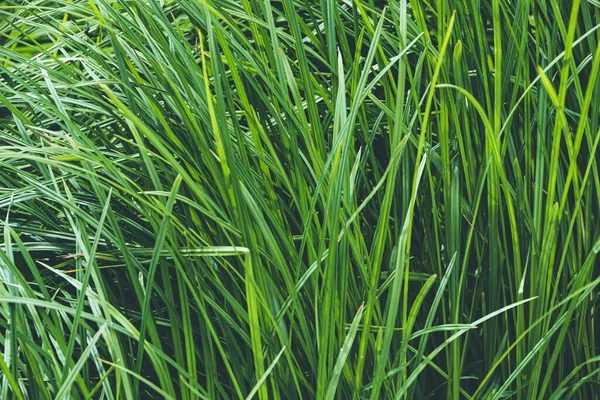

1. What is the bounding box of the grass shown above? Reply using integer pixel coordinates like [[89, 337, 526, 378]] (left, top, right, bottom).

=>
[[0, 0, 600, 398]]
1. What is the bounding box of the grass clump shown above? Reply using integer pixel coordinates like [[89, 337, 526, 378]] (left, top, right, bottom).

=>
[[1, 0, 600, 398]]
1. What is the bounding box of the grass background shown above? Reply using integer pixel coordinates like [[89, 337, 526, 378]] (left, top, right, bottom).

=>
[[1, 0, 600, 398]]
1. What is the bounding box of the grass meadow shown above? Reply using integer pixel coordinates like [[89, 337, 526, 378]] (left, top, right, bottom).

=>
[[1, 0, 600, 398]]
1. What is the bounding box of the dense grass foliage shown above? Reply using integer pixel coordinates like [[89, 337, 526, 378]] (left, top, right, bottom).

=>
[[1, 0, 600, 398]]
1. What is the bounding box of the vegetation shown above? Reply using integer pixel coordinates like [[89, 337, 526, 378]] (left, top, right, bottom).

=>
[[1, 0, 599, 398]]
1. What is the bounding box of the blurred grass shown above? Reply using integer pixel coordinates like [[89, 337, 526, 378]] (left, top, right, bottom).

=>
[[0, 0, 599, 398]]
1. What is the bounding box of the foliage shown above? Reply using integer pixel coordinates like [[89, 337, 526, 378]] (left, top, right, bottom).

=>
[[1, 0, 600, 398]]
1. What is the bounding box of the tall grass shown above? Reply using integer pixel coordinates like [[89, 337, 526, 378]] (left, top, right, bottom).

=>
[[1, 0, 599, 398]]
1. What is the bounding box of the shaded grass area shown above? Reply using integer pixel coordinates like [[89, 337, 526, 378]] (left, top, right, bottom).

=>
[[1, 0, 600, 398]]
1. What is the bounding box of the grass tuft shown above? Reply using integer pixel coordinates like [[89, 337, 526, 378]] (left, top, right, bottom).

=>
[[1, 0, 600, 398]]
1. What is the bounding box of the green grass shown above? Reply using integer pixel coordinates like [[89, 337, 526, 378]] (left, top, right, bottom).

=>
[[1, 0, 600, 398]]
